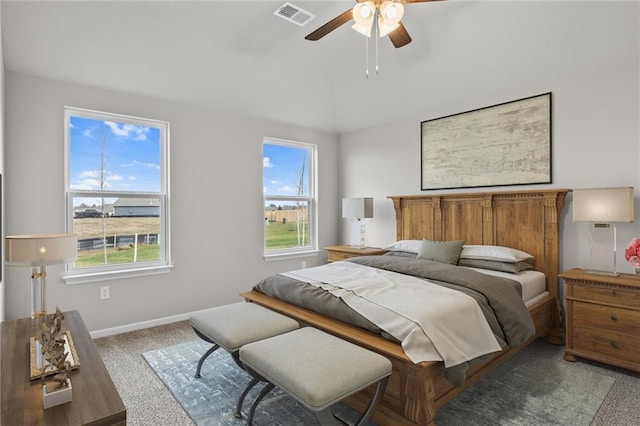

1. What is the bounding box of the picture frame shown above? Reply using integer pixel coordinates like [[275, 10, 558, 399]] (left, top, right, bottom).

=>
[[420, 93, 552, 190]]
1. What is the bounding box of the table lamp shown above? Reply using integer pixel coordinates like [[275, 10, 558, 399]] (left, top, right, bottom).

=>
[[5, 233, 77, 376], [342, 197, 373, 248], [5, 233, 78, 319], [573, 187, 634, 276]]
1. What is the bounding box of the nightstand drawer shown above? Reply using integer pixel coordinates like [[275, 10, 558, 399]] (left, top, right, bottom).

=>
[[574, 301, 640, 334], [573, 326, 640, 365], [328, 251, 351, 262], [573, 285, 640, 309]]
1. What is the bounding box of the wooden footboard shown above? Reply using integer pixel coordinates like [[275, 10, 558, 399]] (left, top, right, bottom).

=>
[[241, 290, 555, 426]]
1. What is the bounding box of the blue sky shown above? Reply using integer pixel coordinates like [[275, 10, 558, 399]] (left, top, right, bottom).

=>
[[263, 143, 308, 197], [69, 116, 161, 197]]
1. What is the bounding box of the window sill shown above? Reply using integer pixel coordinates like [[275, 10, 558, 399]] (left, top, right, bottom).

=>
[[63, 264, 174, 285], [263, 250, 321, 262]]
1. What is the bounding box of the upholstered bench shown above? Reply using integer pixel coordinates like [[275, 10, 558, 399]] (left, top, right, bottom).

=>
[[239, 327, 392, 425], [189, 302, 299, 417]]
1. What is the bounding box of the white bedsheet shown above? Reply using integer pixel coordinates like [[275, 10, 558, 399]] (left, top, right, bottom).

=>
[[462, 267, 546, 302], [282, 262, 502, 368]]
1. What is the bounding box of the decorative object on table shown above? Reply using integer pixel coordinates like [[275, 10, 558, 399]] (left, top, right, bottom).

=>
[[31, 307, 80, 380], [342, 197, 373, 248], [573, 187, 635, 276], [624, 238, 640, 275], [40, 308, 73, 408], [4, 233, 78, 376], [420, 92, 551, 190]]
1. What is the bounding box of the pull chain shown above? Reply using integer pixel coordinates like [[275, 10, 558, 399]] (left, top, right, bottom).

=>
[[375, 10, 379, 75], [365, 35, 369, 78]]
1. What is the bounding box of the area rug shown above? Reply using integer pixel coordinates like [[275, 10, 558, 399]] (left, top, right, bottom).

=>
[[143, 338, 616, 425]]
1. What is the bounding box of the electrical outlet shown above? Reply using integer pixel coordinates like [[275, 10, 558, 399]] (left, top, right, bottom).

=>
[[100, 286, 110, 300], [301, 261, 307, 269]]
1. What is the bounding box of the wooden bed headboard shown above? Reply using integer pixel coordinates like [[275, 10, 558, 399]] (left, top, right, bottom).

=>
[[388, 189, 570, 307]]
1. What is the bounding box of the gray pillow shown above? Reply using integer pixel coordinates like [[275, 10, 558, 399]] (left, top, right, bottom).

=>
[[458, 258, 534, 274], [416, 239, 465, 265], [383, 251, 418, 258]]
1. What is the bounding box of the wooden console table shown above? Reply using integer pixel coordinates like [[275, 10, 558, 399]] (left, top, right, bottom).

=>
[[1, 310, 126, 425]]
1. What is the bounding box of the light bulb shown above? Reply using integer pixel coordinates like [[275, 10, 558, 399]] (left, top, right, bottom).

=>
[[352, 1, 376, 38], [359, 4, 373, 18]]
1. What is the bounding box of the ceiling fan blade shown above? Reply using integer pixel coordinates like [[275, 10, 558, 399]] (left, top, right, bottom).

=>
[[388, 22, 412, 48], [305, 9, 353, 41]]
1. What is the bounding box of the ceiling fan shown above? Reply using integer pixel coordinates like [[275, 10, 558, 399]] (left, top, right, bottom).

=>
[[305, 0, 444, 48]]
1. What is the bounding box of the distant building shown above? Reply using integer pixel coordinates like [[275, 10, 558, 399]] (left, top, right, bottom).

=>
[[113, 198, 160, 217]]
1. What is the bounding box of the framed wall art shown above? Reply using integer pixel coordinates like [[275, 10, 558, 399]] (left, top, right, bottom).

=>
[[421, 92, 552, 190]]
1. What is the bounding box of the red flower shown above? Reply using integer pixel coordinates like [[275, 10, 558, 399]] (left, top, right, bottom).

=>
[[625, 238, 640, 267]]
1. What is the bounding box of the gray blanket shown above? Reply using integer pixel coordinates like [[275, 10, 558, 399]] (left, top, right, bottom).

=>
[[252, 255, 535, 386]]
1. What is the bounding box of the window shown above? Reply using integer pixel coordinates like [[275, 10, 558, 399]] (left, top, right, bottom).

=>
[[64, 107, 171, 284], [263, 138, 317, 259]]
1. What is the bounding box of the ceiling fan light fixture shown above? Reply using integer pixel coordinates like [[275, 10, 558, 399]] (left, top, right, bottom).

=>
[[352, 1, 375, 37], [378, 1, 404, 37], [380, 1, 404, 23]]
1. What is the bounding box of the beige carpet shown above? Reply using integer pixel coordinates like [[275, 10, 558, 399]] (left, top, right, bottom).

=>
[[95, 320, 640, 426]]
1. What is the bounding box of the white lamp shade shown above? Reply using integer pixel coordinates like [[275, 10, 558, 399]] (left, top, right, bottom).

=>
[[342, 198, 374, 219], [378, 1, 404, 37], [573, 187, 634, 223], [352, 1, 375, 37], [6, 234, 78, 267]]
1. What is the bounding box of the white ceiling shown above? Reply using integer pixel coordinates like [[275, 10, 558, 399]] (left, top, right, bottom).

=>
[[1, 1, 637, 133]]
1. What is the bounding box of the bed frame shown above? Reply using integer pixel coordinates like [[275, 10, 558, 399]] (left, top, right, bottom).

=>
[[242, 189, 569, 426]]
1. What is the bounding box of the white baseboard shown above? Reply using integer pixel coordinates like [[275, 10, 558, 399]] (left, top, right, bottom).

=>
[[89, 308, 213, 339]]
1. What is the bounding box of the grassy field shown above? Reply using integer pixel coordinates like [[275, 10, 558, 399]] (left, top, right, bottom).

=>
[[73, 217, 305, 265], [75, 244, 160, 267], [72, 217, 160, 240], [265, 220, 308, 249], [73, 217, 161, 266]]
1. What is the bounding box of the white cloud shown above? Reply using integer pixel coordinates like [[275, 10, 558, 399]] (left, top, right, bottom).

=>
[[263, 157, 273, 168], [83, 129, 93, 138], [107, 174, 124, 182], [122, 160, 160, 170], [79, 170, 99, 178], [279, 185, 294, 192], [103, 121, 150, 141]]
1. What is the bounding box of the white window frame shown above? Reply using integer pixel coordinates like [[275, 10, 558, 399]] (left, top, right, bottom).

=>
[[63, 107, 172, 284], [263, 137, 318, 261]]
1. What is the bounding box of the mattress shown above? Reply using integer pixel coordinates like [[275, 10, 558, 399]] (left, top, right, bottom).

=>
[[464, 267, 547, 304]]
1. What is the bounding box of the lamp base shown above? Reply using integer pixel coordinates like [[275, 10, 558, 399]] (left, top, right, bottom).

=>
[[349, 218, 367, 248]]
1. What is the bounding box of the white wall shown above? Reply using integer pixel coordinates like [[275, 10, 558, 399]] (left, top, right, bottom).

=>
[[4, 72, 339, 330], [338, 56, 640, 276], [0, 5, 5, 322]]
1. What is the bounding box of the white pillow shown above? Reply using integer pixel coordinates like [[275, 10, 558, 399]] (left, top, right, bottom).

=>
[[460, 245, 534, 263], [385, 240, 423, 254]]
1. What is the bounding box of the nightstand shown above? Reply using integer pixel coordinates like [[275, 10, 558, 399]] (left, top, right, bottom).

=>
[[560, 268, 640, 372], [324, 245, 388, 262]]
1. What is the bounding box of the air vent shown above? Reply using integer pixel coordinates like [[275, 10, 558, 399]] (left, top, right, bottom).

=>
[[273, 2, 316, 27]]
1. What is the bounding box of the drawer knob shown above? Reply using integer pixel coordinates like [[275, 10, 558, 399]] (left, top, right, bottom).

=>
[[610, 341, 618, 348], [610, 315, 618, 321]]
